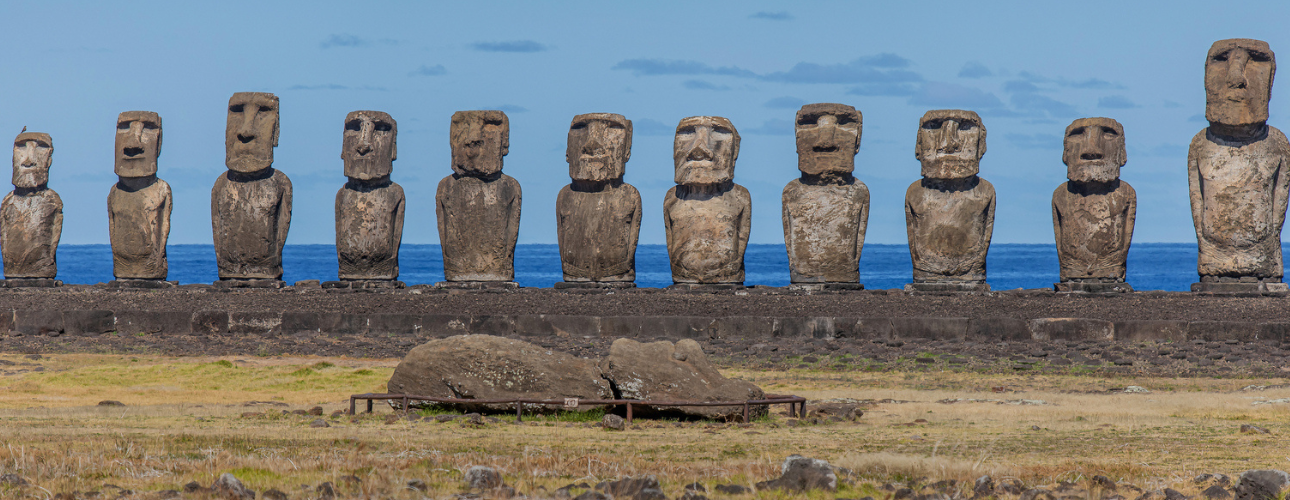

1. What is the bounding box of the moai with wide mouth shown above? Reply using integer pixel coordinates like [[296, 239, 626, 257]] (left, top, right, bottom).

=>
[[108, 111, 174, 288], [327, 110, 406, 289], [663, 116, 751, 289], [1188, 39, 1290, 295], [435, 110, 521, 288], [782, 103, 869, 290], [1052, 118, 1136, 293], [1, 131, 63, 287], [904, 110, 995, 292], [211, 92, 292, 288], [555, 113, 641, 289]]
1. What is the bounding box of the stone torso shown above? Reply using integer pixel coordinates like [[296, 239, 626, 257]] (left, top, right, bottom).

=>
[[664, 184, 750, 284], [108, 179, 172, 279], [556, 183, 641, 282], [782, 179, 869, 283], [211, 169, 292, 279], [1052, 181, 1135, 281], [0, 189, 62, 278], [436, 174, 521, 281], [336, 182, 405, 280], [904, 177, 995, 282], [1189, 127, 1290, 278]]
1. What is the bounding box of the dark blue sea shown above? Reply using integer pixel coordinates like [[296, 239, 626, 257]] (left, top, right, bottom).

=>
[[49, 242, 1238, 292]]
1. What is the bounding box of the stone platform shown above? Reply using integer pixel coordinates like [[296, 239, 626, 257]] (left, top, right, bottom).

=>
[[0, 285, 1285, 343]]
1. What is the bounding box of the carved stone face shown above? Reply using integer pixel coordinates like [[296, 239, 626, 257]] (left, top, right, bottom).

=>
[[1205, 38, 1276, 126], [673, 116, 739, 185], [12, 132, 52, 189], [1063, 117, 1125, 183], [915, 109, 986, 180], [796, 103, 861, 176], [225, 92, 279, 173], [450, 110, 509, 177], [567, 113, 631, 182], [115, 111, 161, 177], [342, 110, 397, 180]]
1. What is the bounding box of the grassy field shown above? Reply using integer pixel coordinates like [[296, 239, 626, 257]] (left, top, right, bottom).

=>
[[0, 353, 1287, 499]]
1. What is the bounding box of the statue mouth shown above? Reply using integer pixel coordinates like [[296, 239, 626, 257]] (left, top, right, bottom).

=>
[[812, 145, 840, 153]]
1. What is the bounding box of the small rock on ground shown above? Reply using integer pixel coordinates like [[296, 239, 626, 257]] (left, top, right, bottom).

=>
[[210, 473, 255, 500], [466, 465, 504, 490], [602, 414, 625, 430]]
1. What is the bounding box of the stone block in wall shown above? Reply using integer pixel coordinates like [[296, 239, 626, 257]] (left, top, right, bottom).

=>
[[1029, 318, 1114, 341], [280, 312, 320, 334], [1187, 321, 1258, 341], [63, 310, 115, 336], [968, 317, 1030, 341], [890, 317, 970, 340], [318, 313, 368, 335], [853, 318, 895, 340], [774, 317, 836, 338], [229, 311, 281, 335], [0, 309, 15, 334], [599, 316, 712, 339], [368, 313, 421, 335], [470, 315, 518, 336], [1258, 323, 1290, 342], [708, 316, 775, 339], [191, 311, 228, 334], [116, 310, 191, 335], [421, 314, 471, 337], [1114, 320, 1188, 342], [513, 314, 600, 338], [15, 310, 63, 336]]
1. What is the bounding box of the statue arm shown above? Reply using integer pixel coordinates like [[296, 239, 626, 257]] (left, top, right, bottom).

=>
[[781, 183, 794, 261], [210, 177, 223, 259], [1051, 187, 1063, 258], [627, 186, 642, 265], [159, 181, 173, 251], [736, 190, 751, 263], [662, 189, 676, 255], [904, 189, 919, 268], [856, 183, 870, 261], [506, 179, 521, 253], [555, 187, 568, 259], [275, 174, 293, 258], [1274, 153, 1290, 232], [1187, 140, 1204, 243], [392, 187, 406, 267], [1121, 184, 1137, 260], [435, 178, 448, 246], [50, 194, 63, 256]]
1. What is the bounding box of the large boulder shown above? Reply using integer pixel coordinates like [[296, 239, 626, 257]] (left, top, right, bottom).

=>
[[387, 335, 613, 411], [600, 338, 765, 420], [1235, 470, 1290, 500]]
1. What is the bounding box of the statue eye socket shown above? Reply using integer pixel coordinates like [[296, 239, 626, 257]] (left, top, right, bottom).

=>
[[677, 126, 696, 135], [922, 119, 942, 130], [345, 120, 361, 131], [570, 122, 588, 130], [796, 116, 818, 126], [1068, 127, 1085, 137], [836, 116, 856, 125], [958, 121, 975, 131], [117, 122, 131, 130], [374, 122, 393, 132], [143, 122, 159, 130], [1100, 127, 1119, 136], [608, 123, 626, 130], [1212, 51, 1229, 62], [1250, 51, 1272, 62], [229, 104, 245, 113], [258, 105, 274, 112]]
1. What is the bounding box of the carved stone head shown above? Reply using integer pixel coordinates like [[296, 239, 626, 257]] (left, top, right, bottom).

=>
[[450, 110, 509, 177], [915, 109, 986, 180], [1063, 117, 1126, 183], [115, 111, 161, 177], [674, 116, 740, 186], [1205, 38, 1276, 127], [342, 110, 397, 180], [12, 132, 52, 189], [796, 103, 861, 176], [567, 113, 632, 182], [225, 92, 279, 173]]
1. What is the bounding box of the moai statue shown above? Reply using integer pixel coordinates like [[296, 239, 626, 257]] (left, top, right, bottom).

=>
[[328, 111, 405, 289], [1188, 39, 1290, 294], [555, 113, 641, 288], [108, 111, 174, 288], [904, 110, 995, 292], [1, 131, 62, 286], [782, 103, 869, 289], [211, 92, 292, 287], [663, 116, 751, 288], [435, 110, 521, 288], [1053, 117, 1136, 293]]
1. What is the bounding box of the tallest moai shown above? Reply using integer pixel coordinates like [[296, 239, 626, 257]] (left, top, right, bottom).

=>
[[1188, 39, 1290, 294]]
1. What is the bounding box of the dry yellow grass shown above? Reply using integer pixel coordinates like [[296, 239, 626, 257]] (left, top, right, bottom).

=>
[[0, 354, 1286, 499]]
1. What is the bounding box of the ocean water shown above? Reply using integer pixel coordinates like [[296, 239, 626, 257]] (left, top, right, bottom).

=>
[[49, 242, 1243, 292]]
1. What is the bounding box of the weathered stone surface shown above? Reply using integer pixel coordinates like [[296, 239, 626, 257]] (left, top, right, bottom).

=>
[[664, 116, 750, 284], [466, 465, 504, 490], [1234, 470, 1290, 500], [905, 110, 994, 286], [1029, 317, 1114, 341], [4, 131, 62, 278], [336, 110, 405, 281], [1053, 117, 1135, 284], [557, 113, 641, 283], [386, 335, 612, 411], [599, 338, 764, 419], [755, 455, 837, 492], [783, 103, 869, 284], [1189, 39, 1289, 284], [596, 476, 666, 500], [437, 110, 521, 282], [213, 92, 292, 280], [211, 473, 255, 500], [110, 111, 172, 280]]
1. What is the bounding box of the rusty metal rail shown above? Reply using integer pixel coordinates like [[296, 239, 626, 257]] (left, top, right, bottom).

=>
[[349, 393, 807, 424]]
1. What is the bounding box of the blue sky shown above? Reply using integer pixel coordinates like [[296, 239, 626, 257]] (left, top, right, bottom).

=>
[[4, 1, 1289, 245]]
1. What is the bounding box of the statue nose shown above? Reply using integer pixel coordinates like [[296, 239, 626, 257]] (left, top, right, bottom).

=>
[[355, 143, 372, 155]]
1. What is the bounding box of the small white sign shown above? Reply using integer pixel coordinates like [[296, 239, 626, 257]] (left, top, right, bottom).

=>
[[563, 398, 579, 408]]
